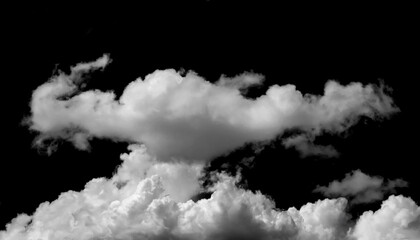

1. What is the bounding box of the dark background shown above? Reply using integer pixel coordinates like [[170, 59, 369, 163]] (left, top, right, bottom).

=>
[[1, 1, 418, 227]]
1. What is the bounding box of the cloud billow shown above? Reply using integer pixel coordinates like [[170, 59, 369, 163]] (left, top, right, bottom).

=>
[[28, 54, 398, 161], [1, 145, 419, 240]]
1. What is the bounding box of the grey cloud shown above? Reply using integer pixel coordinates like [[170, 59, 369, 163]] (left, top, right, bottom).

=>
[[282, 134, 339, 158], [216, 72, 265, 91], [314, 169, 408, 204]]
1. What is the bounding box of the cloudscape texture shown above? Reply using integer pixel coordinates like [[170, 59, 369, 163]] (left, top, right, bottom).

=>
[[1, 55, 418, 240]]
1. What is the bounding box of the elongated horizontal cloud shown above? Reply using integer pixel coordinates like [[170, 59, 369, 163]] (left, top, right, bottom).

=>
[[283, 134, 339, 158], [28, 55, 398, 162], [314, 170, 408, 204], [1, 146, 419, 240], [216, 72, 265, 90]]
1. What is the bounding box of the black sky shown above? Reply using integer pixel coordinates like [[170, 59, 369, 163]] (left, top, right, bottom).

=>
[[1, 1, 418, 227]]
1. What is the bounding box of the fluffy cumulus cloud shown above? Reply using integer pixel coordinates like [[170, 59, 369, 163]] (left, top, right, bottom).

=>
[[3, 55, 417, 240], [351, 195, 420, 240], [314, 170, 408, 204], [28, 55, 398, 161], [1, 145, 419, 240], [0, 145, 203, 240]]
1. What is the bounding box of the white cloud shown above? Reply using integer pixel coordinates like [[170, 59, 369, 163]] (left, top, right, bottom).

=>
[[113, 144, 203, 202], [351, 195, 420, 240], [1, 145, 418, 240], [0, 145, 203, 240], [314, 170, 408, 204], [0, 146, 351, 240], [70, 54, 111, 72], [28, 56, 398, 161]]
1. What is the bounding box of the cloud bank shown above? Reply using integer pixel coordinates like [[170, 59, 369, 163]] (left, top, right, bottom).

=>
[[315, 170, 409, 204], [28, 54, 398, 161], [2, 146, 419, 240]]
